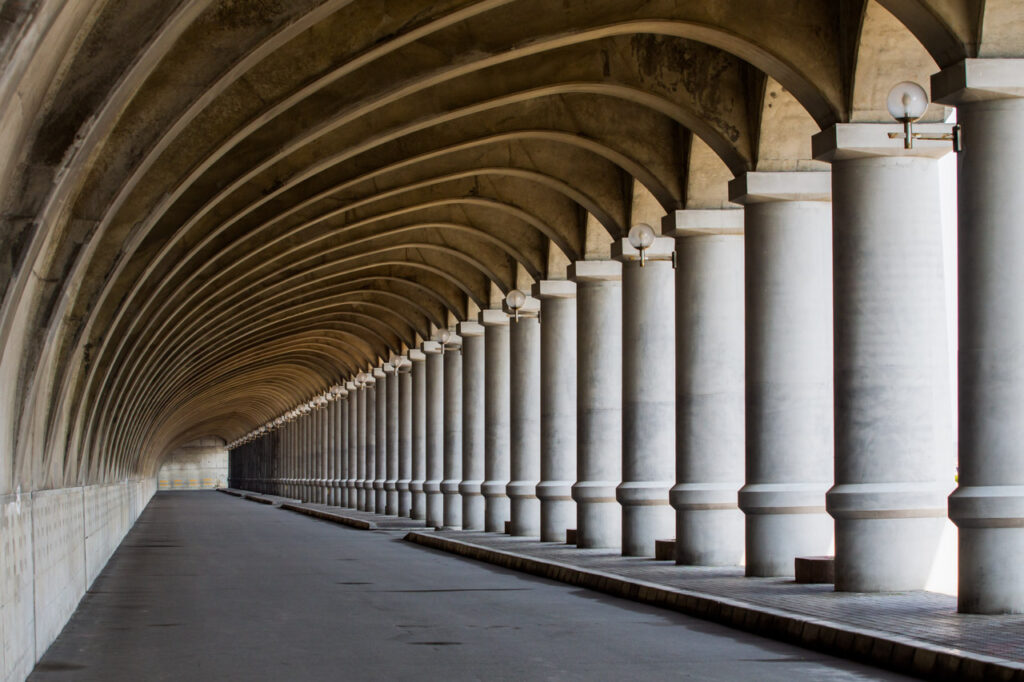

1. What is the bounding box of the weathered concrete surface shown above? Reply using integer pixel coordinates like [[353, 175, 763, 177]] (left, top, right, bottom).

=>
[[32, 491, 912, 681], [2, 479, 155, 682]]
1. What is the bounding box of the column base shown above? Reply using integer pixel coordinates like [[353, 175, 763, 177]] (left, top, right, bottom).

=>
[[509, 496, 540, 537], [834, 516, 945, 592], [386, 491, 398, 516], [537, 480, 574, 542], [739, 482, 832, 576], [573, 482, 621, 549], [482, 481, 509, 533], [425, 492, 443, 529], [745, 513, 833, 577], [618, 481, 673, 557], [950, 484, 1024, 613], [398, 491, 412, 517], [410, 490, 426, 520]]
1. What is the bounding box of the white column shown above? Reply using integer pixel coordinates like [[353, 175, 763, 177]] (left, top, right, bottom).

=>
[[443, 336, 464, 530], [730, 172, 835, 576], [336, 391, 349, 507], [424, 341, 445, 528], [814, 123, 954, 592], [355, 383, 366, 509], [532, 280, 577, 542], [327, 398, 337, 505], [364, 375, 378, 512], [374, 366, 388, 514], [321, 403, 330, 504], [482, 309, 511, 533], [458, 321, 486, 531], [668, 210, 746, 565], [397, 356, 414, 517], [934, 60, 1024, 613], [508, 298, 541, 537], [346, 380, 358, 507], [409, 349, 427, 520], [613, 235, 675, 557], [569, 260, 622, 549], [386, 364, 399, 515]]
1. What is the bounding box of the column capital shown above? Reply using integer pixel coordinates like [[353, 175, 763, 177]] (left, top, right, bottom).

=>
[[373, 367, 387, 379], [532, 279, 576, 299], [458, 320, 486, 336], [345, 381, 357, 391], [479, 308, 509, 326], [812, 123, 953, 161], [407, 348, 426, 362], [932, 59, 1024, 104], [421, 340, 443, 354], [382, 362, 395, 374], [728, 171, 831, 204], [612, 235, 674, 263], [361, 374, 376, 387], [568, 259, 621, 282], [663, 208, 744, 237]]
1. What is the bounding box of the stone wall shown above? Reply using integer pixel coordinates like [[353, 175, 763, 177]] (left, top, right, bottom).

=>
[[0, 479, 156, 682], [158, 440, 227, 491]]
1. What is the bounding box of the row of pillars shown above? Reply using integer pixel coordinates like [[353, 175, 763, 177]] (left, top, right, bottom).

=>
[[230, 61, 1024, 614]]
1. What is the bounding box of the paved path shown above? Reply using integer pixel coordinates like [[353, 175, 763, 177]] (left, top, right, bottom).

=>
[[32, 491, 910, 681]]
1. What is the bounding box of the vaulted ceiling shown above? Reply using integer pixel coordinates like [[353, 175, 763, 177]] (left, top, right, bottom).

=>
[[1, 0, 1020, 490]]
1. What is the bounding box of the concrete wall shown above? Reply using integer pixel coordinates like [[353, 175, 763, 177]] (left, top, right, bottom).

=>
[[158, 440, 227, 491], [0, 478, 156, 682]]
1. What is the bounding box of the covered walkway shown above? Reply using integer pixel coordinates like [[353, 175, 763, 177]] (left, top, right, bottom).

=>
[[31, 492, 906, 681]]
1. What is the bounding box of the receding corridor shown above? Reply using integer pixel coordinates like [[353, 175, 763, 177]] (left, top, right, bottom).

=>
[[31, 492, 908, 681]]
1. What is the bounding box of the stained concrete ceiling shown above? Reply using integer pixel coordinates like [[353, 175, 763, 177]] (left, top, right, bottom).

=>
[[1, 0, 1019, 490]]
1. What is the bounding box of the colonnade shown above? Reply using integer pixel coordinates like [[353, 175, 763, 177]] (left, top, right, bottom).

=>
[[230, 60, 1024, 615]]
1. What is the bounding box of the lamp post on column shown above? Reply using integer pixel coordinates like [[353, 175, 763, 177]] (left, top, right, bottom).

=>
[[613, 225, 675, 557], [813, 101, 956, 592]]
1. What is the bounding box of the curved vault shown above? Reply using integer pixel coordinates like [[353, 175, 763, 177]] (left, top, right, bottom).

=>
[[1, 0, 1012, 489]]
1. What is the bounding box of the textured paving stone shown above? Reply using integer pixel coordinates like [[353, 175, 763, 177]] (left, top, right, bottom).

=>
[[404, 530, 1024, 681]]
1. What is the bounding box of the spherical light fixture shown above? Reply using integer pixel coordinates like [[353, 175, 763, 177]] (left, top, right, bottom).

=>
[[506, 289, 526, 322], [628, 223, 657, 267], [887, 81, 929, 149]]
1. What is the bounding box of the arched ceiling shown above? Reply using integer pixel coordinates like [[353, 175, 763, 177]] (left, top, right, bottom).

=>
[[0, 0, 1019, 489]]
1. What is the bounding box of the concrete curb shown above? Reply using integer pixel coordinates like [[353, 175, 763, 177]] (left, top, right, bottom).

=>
[[403, 532, 1024, 682], [280, 503, 376, 530]]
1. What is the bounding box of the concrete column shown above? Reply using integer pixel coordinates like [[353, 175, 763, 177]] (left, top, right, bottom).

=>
[[569, 260, 622, 549], [386, 364, 399, 515], [326, 399, 336, 505], [814, 123, 954, 592], [301, 410, 310, 501], [337, 392, 349, 506], [481, 309, 511, 533], [508, 298, 541, 537], [320, 402, 330, 503], [346, 381, 358, 507], [613, 235, 675, 557], [532, 280, 577, 542], [934, 60, 1024, 613], [458, 321, 486, 531], [356, 382, 368, 510], [668, 211, 745, 565], [443, 336, 463, 530], [365, 376, 378, 513], [424, 342, 444, 528], [730, 172, 835, 576], [409, 350, 427, 519], [373, 366, 388, 514], [397, 356, 414, 517]]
